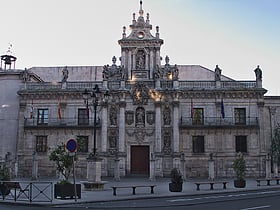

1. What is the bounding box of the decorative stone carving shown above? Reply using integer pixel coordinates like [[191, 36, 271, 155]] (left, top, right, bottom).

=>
[[163, 129, 172, 154], [125, 111, 134, 125], [109, 105, 118, 126], [146, 111, 155, 125], [215, 65, 221, 81], [126, 128, 154, 144], [61, 66, 69, 83], [21, 68, 31, 82], [154, 56, 179, 80], [103, 56, 126, 81], [132, 82, 150, 105]]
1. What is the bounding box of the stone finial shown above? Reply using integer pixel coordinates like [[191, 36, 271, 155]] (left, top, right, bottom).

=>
[[139, 0, 144, 16], [122, 26, 126, 38]]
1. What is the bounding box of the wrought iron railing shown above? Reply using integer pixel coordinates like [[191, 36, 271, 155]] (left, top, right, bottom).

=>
[[24, 118, 101, 127], [0, 181, 53, 203], [180, 117, 259, 127]]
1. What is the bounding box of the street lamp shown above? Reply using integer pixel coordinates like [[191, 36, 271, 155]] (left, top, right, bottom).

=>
[[82, 84, 109, 157]]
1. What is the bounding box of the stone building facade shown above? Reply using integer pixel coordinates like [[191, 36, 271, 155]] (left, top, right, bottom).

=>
[[1, 1, 280, 179]]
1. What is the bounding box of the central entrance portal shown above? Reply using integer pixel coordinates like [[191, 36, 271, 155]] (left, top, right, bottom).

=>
[[131, 145, 149, 175]]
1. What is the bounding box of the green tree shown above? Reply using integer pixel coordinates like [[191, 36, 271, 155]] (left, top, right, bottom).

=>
[[233, 152, 246, 181], [49, 143, 76, 184]]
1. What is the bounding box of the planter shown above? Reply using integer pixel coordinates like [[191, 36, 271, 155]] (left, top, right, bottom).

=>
[[169, 182, 183, 192], [234, 180, 246, 188], [54, 184, 81, 199]]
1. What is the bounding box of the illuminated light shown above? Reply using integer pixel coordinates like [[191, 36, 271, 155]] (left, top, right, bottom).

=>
[[168, 73, 172, 80], [1, 104, 10, 108], [149, 89, 161, 101], [131, 75, 136, 82]]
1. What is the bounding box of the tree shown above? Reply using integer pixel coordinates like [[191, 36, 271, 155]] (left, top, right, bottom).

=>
[[233, 152, 246, 181], [49, 143, 76, 184], [271, 124, 280, 164]]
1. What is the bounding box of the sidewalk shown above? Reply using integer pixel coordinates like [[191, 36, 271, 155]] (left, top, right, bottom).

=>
[[1, 177, 280, 206]]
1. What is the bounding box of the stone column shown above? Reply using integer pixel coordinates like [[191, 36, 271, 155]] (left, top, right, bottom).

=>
[[155, 101, 162, 153], [114, 156, 120, 181], [173, 100, 180, 153], [155, 48, 160, 66], [273, 160, 279, 177], [145, 52, 149, 70], [128, 51, 132, 79], [118, 100, 126, 153], [132, 53, 136, 70], [180, 153, 186, 180], [150, 49, 154, 79], [149, 153, 156, 181], [87, 157, 102, 183], [208, 153, 215, 180], [266, 153, 271, 178], [31, 151, 38, 180]]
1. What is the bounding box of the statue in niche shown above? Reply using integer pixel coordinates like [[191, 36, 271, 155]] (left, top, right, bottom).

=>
[[62, 66, 69, 82], [163, 131, 171, 154], [163, 105, 171, 125], [109, 135, 117, 148], [215, 65, 221, 81], [136, 50, 145, 70], [254, 65, 262, 81], [109, 106, 118, 126], [136, 107, 145, 126]]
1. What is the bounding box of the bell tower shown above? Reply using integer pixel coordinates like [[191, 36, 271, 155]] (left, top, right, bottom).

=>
[[118, 1, 163, 81]]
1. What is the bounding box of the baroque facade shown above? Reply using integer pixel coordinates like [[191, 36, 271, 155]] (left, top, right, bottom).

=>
[[1, 1, 280, 179]]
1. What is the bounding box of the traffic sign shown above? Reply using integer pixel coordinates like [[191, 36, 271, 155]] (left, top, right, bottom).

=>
[[66, 139, 77, 153]]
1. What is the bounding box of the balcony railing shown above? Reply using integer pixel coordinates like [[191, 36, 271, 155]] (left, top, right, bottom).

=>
[[180, 117, 259, 128], [22, 80, 257, 91], [24, 118, 100, 128]]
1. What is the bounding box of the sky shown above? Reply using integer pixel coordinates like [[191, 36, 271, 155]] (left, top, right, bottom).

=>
[[0, 0, 279, 95]]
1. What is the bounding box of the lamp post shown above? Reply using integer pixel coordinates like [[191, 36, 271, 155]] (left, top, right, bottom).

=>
[[82, 84, 109, 157], [82, 84, 109, 189]]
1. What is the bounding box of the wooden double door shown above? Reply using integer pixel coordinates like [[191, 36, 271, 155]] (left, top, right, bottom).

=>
[[130, 146, 149, 175]]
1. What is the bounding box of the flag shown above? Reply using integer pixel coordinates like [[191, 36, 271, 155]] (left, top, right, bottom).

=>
[[30, 100, 34, 119], [58, 97, 61, 119], [221, 99, 225, 118], [191, 98, 194, 118]]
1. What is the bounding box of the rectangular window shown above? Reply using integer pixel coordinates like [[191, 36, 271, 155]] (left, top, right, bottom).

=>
[[78, 108, 89, 125], [37, 109, 48, 125], [236, 136, 247, 153], [192, 136, 205, 153], [192, 108, 204, 125], [234, 108, 246, 125], [36, 136, 47, 152], [76, 136, 89, 153]]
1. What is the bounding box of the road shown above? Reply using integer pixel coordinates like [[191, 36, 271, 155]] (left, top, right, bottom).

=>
[[1, 189, 280, 209]]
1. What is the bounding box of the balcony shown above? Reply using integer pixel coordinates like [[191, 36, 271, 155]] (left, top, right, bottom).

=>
[[180, 117, 259, 129], [24, 118, 100, 129]]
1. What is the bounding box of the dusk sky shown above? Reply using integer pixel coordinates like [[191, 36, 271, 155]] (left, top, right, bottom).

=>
[[1, 0, 279, 95]]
